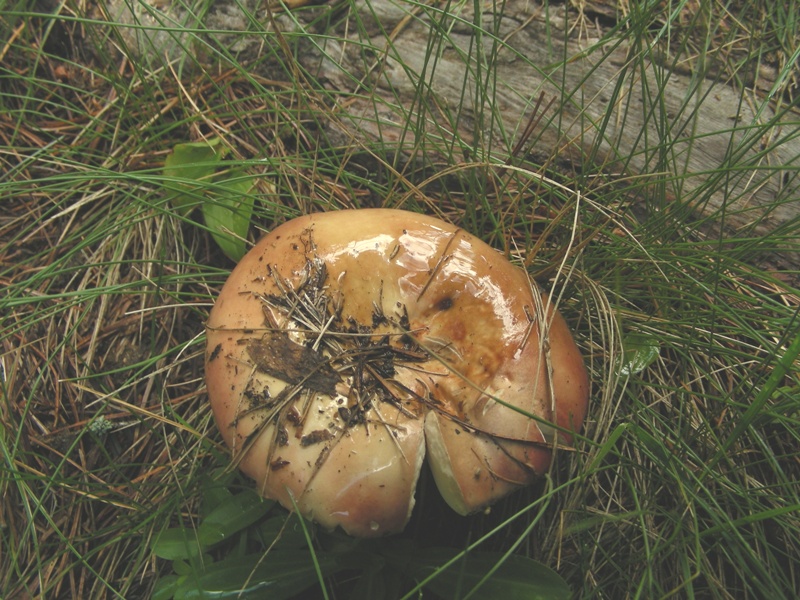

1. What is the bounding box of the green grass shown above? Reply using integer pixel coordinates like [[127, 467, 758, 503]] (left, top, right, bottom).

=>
[[1, 0, 799, 598]]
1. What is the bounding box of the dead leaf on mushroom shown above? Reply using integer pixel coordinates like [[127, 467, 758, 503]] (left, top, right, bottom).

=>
[[246, 332, 340, 396]]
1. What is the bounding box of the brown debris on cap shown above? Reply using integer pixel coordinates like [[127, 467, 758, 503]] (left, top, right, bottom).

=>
[[205, 208, 589, 536]]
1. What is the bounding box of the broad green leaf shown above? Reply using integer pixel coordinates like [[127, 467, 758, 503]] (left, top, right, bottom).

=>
[[151, 574, 182, 600], [197, 490, 273, 548], [350, 566, 387, 600], [202, 172, 255, 262], [618, 333, 660, 376], [257, 514, 309, 551], [409, 548, 570, 600], [199, 474, 235, 517], [152, 528, 203, 561], [173, 550, 340, 600], [349, 555, 404, 600], [172, 559, 192, 576], [163, 138, 225, 215]]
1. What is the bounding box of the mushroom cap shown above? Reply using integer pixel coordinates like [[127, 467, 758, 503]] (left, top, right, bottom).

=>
[[205, 209, 588, 536]]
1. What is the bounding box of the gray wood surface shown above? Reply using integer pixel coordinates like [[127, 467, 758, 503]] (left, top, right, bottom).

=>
[[108, 0, 800, 269], [301, 0, 799, 268]]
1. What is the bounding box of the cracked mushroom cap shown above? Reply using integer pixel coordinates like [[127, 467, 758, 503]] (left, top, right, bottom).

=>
[[205, 209, 588, 537]]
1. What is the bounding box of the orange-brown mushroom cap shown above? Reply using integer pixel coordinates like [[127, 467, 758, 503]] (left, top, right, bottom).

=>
[[205, 209, 588, 536]]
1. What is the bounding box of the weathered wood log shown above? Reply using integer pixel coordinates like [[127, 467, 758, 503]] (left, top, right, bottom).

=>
[[107, 0, 800, 269], [302, 0, 799, 268]]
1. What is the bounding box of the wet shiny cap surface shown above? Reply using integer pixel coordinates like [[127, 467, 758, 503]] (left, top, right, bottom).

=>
[[205, 209, 588, 537]]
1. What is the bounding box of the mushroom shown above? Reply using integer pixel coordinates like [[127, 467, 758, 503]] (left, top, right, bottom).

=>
[[205, 209, 588, 537]]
